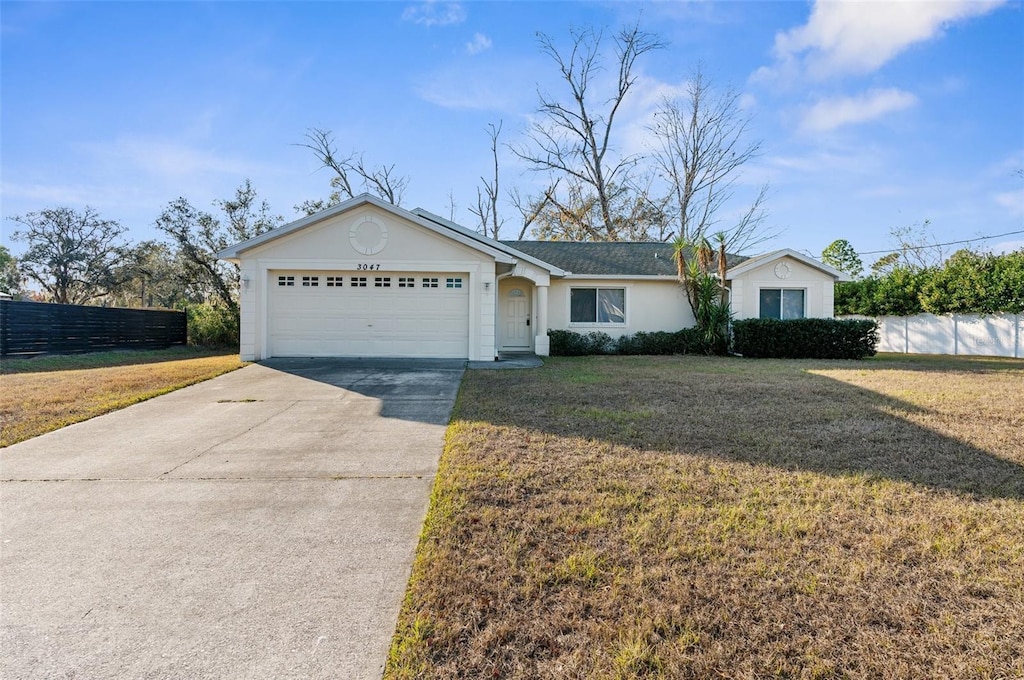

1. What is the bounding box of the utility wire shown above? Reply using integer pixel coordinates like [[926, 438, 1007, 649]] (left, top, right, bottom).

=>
[[855, 229, 1024, 256]]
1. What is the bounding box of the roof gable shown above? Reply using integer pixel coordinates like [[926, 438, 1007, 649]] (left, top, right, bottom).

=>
[[217, 194, 515, 263], [726, 249, 851, 281]]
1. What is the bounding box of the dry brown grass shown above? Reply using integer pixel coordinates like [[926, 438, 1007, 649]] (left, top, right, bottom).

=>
[[388, 353, 1024, 679], [0, 348, 243, 447]]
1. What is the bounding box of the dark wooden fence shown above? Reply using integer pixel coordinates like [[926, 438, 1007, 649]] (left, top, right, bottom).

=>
[[0, 300, 187, 357]]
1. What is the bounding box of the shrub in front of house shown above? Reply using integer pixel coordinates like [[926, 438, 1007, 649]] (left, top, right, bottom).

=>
[[548, 329, 706, 356], [731, 318, 878, 359]]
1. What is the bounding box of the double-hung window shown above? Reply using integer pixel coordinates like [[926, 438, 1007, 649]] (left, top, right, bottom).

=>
[[759, 289, 805, 320], [570, 288, 625, 324]]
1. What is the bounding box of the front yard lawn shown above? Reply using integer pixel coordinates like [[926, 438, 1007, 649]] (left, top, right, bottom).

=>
[[388, 353, 1024, 679], [0, 347, 244, 447]]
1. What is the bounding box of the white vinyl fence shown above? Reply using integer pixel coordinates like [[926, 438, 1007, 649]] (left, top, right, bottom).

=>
[[841, 313, 1023, 358]]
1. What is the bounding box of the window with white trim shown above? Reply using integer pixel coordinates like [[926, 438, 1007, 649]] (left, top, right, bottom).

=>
[[302, 276, 319, 287], [398, 277, 415, 288], [326, 276, 343, 287], [570, 288, 625, 324], [350, 276, 367, 287], [374, 277, 391, 288], [422, 277, 439, 288], [759, 289, 805, 320], [446, 277, 463, 289], [277, 276, 295, 287]]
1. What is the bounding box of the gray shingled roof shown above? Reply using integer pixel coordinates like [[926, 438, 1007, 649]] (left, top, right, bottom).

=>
[[501, 241, 749, 276]]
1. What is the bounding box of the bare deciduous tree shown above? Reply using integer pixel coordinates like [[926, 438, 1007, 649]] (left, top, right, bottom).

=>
[[297, 127, 408, 210], [513, 22, 664, 240], [469, 122, 505, 239], [650, 63, 774, 253], [509, 184, 557, 240]]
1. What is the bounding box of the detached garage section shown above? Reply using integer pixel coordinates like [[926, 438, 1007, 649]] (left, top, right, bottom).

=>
[[218, 194, 522, 361]]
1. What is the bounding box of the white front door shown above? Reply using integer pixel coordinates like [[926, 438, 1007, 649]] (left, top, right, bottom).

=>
[[500, 286, 531, 351]]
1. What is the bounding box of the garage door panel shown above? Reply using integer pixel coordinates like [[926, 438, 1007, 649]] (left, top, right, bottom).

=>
[[268, 271, 469, 358]]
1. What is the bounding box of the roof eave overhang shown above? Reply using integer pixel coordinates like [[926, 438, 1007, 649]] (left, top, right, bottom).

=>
[[726, 248, 851, 281], [412, 209, 567, 277], [216, 194, 516, 264]]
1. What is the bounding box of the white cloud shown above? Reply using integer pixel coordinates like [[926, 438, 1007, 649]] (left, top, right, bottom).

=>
[[465, 32, 492, 55], [401, 2, 466, 27], [800, 88, 917, 133], [759, 0, 1006, 82], [992, 239, 1024, 254], [994, 187, 1024, 217]]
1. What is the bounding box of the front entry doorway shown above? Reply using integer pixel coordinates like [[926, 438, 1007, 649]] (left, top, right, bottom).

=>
[[499, 282, 531, 351]]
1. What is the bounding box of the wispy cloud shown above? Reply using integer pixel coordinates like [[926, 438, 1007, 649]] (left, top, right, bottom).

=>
[[465, 32, 492, 55], [755, 0, 1006, 83], [401, 1, 466, 27], [800, 88, 917, 134], [415, 58, 537, 112], [994, 187, 1024, 217], [82, 136, 261, 179]]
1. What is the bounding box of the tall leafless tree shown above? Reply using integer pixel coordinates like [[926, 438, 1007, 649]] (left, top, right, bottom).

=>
[[649, 63, 774, 253], [469, 122, 504, 239], [513, 22, 664, 241], [297, 127, 409, 210]]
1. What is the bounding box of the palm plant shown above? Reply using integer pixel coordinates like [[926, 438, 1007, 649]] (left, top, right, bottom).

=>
[[673, 234, 732, 354]]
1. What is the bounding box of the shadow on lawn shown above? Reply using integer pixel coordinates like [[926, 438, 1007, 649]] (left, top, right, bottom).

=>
[[458, 356, 1024, 502]]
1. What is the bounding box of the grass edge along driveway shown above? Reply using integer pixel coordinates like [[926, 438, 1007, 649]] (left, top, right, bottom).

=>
[[387, 353, 1024, 679], [1, 348, 244, 447]]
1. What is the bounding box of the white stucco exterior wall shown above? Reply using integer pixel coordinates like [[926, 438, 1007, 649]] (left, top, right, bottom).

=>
[[234, 205, 499, 361], [730, 256, 837, 320], [546, 277, 694, 338]]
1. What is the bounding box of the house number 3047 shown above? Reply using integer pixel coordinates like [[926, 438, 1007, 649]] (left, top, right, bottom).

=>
[[357, 263, 381, 271]]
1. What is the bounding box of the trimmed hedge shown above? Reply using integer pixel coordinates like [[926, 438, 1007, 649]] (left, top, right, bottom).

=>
[[732, 318, 878, 359], [548, 329, 705, 357]]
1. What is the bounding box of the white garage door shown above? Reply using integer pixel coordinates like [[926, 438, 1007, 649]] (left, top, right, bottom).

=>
[[268, 271, 470, 358]]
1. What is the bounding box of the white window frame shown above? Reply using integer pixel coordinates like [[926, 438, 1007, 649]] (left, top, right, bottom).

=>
[[758, 288, 806, 320], [568, 286, 628, 327]]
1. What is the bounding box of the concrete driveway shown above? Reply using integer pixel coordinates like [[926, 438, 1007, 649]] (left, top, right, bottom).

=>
[[0, 358, 464, 680]]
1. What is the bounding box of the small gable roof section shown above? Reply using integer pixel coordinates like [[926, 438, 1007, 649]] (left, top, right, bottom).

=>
[[504, 241, 748, 277], [217, 193, 515, 264], [726, 248, 852, 282]]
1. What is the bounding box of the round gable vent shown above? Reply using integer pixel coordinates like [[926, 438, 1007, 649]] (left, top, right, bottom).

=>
[[349, 216, 389, 256]]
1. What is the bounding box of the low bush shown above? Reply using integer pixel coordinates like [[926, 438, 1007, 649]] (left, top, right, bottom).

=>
[[732, 318, 878, 359], [184, 302, 239, 347], [548, 328, 706, 357]]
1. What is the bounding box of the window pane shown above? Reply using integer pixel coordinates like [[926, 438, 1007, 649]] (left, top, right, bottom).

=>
[[597, 289, 625, 323], [782, 289, 805, 319], [759, 289, 781, 319], [570, 288, 597, 323]]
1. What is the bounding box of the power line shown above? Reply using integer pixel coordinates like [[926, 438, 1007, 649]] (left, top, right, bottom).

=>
[[855, 229, 1024, 256]]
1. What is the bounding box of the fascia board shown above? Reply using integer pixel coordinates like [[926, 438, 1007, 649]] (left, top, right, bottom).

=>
[[217, 194, 515, 264]]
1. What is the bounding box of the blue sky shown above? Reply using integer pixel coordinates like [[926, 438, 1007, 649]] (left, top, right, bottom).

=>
[[2, 0, 1022, 265]]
